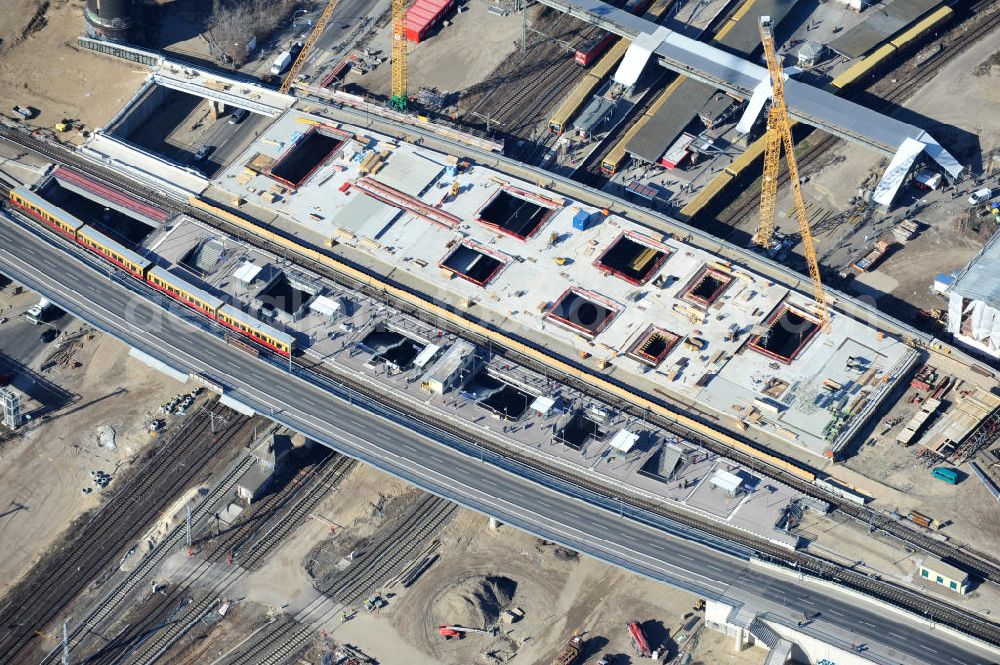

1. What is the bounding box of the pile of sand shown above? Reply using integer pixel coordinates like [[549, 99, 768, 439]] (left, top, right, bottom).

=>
[[432, 575, 517, 629]]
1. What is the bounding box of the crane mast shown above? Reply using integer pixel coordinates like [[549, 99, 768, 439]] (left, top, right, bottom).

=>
[[390, 0, 409, 111], [279, 0, 340, 95], [754, 16, 830, 329]]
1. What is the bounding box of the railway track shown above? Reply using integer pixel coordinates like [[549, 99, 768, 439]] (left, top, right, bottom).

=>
[[715, 0, 1000, 228], [3, 111, 1000, 643], [465, 8, 592, 160], [217, 496, 456, 665], [74, 453, 356, 665], [31, 420, 260, 665], [59, 453, 261, 665], [0, 402, 251, 665]]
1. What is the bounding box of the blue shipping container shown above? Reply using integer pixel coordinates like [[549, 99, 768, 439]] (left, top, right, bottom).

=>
[[932, 467, 959, 484], [573, 210, 593, 230]]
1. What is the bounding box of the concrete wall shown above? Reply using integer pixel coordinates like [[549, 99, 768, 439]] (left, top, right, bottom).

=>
[[766, 620, 874, 665], [105, 81, 169, 139]]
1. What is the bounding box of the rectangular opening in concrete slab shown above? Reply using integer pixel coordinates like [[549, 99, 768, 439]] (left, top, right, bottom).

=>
[[555, 412, 605, 450], [639, 446, 683, 481], [269, 128, 345, 189], [628, 326, 680, 367], [749, 304, 821, 363], [545, 288, 621, 338], [181, 238, 226, 276], [439, 241, 507, 287], [477, 382, 533, 421], [39, 180, 154, 246], [257, 274, 311, 316], [594, 232, 671, 285], [681, 266, 733, 307], [359, 326, 426, 369], [476, 189, 555, 240]]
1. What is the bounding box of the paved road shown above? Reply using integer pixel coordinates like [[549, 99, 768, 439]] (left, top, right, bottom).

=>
[[0, 216, 996, 665]]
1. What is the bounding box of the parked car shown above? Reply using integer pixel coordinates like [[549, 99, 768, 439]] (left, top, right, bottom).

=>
[[40, 328, 58, 343], [193, 145, 215, 161], [968, 188, 992, 205]]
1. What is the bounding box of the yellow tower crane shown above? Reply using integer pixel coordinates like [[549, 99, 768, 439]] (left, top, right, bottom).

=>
[[389, 0, 409, 111], [279, 0, 340, 95], [753, 16, 829, 329]]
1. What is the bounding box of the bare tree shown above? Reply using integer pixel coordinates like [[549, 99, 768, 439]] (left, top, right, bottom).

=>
[[206, 0, 298, 66]]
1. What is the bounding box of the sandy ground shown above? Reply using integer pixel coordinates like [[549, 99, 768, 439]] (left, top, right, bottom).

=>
[[353, 1, 523, 102], [0, 287, 185, 597], [179, 462, 766, 665], [0, 0, 147, 133]]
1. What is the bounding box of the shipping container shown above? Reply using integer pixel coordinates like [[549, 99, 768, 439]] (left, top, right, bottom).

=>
[[405, 0, 455, 43], [932, 467, 959, 485]]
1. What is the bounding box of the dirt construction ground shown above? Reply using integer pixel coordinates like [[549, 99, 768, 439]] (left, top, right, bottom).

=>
[[0, 0, 146, 135], [174, 461, 766, 665], [0, 284, 184, 598]]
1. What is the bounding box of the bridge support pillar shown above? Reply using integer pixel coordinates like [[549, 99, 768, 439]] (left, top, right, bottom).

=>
[[209, 100, 224, 120], [734, 626, 748, 651]]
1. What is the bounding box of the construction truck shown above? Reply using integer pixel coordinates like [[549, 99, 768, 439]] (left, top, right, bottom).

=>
[[851, 240, 888, 273], [627, 620, 653, 657], [552, 635, 583, 665], [437, 624, 497, 639], [25, 297, 55, 325]]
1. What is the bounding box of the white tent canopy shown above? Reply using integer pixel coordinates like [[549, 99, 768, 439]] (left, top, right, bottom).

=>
[[608, 429, 639, 453], [710, 469, 743, 495]]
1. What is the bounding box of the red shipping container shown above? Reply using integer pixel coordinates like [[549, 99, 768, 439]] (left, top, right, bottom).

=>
[[406, 6, 435, 28], [405, 0, 453, 41]]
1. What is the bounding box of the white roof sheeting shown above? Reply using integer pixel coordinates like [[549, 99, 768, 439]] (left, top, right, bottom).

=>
[[614, 27, 669, 88], [412, 343, 441, 368], [234, 262, 262, 284], [608, 429, 639, 453], [736, 78, 771, 135], [710, 469, 743, 494], [309, 295, 342, 318], [873, 137, 924, 207], [530, 395, 556, 415]]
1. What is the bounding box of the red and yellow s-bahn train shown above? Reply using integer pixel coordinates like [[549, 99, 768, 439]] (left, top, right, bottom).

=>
[[7, 186, 295, 357]]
